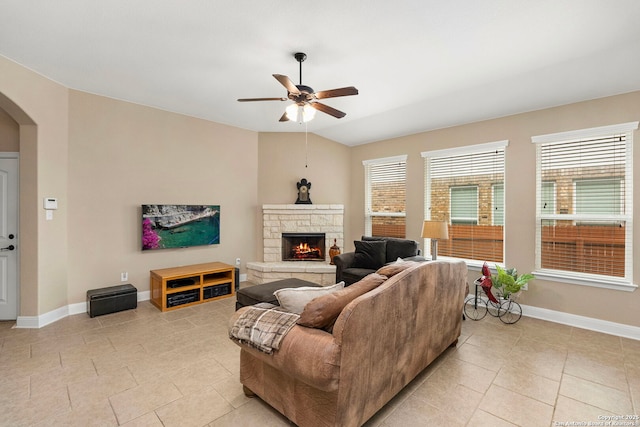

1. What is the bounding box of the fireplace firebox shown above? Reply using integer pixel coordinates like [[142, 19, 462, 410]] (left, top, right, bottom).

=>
[[282, 233, 326, 261]]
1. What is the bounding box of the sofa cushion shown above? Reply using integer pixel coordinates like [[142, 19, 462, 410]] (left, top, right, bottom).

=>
[[363, 236, 419, 263], [298, 273, 387, 330], [274, 282, 345, 314], [353, 240, 386, 269]]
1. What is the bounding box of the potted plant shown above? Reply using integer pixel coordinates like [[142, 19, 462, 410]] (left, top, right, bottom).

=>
[[491, 264, 535, 300]]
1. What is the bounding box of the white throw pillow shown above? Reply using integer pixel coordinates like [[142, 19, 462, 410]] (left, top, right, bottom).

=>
[[274, 282, 345, 314]]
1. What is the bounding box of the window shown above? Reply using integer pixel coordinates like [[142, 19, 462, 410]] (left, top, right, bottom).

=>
[[575, 178, 621, 216], [363, 155, 407, 238], [541, 181, 557, 226], [450, 186, 478, 224], [422, 140, 508, 263], [492, 183, 504, 226], [542, 181, 556, 214], [532, 122, 637, 290]]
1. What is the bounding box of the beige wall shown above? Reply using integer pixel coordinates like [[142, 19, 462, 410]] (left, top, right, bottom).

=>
[[0, 107, 19, 151], [67, 91, 259, 303], [256, 132, 351, 261], [1, 56, 349, 317], [2, 52, 639, 329], [350, 91, 640, 327], [0, 54, 69, 316]]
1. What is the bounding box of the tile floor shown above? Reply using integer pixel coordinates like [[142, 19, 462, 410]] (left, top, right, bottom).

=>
[[0, 288, 638, 427]]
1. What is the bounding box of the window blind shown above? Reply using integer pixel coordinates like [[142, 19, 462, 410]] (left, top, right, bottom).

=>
[[363, 155, 407, 238], [492, 184, 504, 226], [422, 141, 507, 263], [533, 122, 636, 285]]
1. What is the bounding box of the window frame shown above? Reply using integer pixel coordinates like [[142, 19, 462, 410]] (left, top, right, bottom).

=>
[[532, 121, 638, 291], [422, 140, 508, 266], [363, 155, 408, 238]]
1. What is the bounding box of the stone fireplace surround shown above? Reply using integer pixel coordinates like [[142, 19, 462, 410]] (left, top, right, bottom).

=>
[[246, 204, 343, 285]]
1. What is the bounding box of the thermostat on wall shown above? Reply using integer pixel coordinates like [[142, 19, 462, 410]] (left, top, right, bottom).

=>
[[43, 198, 58, 210]]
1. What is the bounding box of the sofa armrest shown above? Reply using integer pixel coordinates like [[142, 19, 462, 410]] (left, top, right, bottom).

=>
[[229, 309, 341, 391], [333, 251, 356, 283]]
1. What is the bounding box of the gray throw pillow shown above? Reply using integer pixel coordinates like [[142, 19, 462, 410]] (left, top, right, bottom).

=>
[[274, 282, 345, 314], [353, 240, 386, 269], [363, 236, 418, 263], [384, 239, 418, 263]]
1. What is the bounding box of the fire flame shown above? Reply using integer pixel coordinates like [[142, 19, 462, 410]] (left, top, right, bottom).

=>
[[293, 242, 322, 258]]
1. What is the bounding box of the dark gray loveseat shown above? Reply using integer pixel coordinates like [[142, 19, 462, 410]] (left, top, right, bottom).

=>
[[333, 236, 425, 285]]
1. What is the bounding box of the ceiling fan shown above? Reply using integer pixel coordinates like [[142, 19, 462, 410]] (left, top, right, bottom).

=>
[[237, 52, 358, 122]]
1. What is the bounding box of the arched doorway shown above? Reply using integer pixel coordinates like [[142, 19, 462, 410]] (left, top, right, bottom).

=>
[[0, 91, 36, 321]]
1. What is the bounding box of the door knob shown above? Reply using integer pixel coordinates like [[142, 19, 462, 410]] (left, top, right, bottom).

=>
[[1, 245, 15, 251]]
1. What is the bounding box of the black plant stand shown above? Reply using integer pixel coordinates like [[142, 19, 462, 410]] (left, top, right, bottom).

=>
[[463, 279, 522, 324]]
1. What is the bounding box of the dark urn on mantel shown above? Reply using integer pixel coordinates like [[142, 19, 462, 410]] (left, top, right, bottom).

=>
[[295, 178, 312, 204]]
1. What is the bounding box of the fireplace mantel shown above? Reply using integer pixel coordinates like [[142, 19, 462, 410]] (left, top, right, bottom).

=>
[[262, 204, 345, 215]]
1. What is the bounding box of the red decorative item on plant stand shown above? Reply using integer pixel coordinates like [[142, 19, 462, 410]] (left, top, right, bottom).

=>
[[479, 262, 498, 303]]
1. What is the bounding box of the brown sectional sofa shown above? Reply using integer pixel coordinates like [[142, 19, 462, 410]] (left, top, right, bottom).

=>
[[229, 260, 468, 427]]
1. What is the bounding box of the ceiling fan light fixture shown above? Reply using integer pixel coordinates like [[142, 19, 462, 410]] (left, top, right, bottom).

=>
[[285, 103, 298, 121], [238, 52, 357, 122], [285, 103, 316, 122], [303, 103, 316, 121]]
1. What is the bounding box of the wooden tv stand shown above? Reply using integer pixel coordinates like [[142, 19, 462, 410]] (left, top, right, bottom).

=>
[[150, 262, 235, 312]]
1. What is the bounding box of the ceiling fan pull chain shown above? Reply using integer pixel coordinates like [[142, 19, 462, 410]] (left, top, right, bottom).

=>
[[305, 121, 309, 168]]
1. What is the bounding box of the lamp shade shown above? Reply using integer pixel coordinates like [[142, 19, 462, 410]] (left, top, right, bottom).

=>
[[421, 220, 449, 240]]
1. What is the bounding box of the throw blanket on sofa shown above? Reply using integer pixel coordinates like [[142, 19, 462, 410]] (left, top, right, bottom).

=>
[[229, 303, 300, 354]]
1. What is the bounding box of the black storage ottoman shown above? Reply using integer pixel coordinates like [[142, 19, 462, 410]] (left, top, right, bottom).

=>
[[87, 284, 137, 317], [236, 278, 320, 310]]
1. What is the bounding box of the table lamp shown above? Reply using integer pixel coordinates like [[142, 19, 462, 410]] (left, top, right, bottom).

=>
[[421, 220, 449, 260]]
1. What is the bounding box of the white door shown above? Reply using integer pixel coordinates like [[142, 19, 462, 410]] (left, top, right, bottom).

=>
[[0, 157, 18, 320]]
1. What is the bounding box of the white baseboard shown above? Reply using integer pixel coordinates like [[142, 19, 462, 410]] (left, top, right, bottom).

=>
[[15, 275, 248, 328], [14, 279, 249, 328], [21, 283, 637, 340], [521, 303, 640, 341], [464, 293, 640, 341], [15, 290, 151, 329]]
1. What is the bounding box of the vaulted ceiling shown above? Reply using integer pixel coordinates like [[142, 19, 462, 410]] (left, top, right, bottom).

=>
[[2, 1, 640, 146]]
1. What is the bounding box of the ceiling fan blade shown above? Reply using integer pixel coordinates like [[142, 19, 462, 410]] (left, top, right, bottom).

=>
[[314, 86, 359, 99], [279, 111, 290, 122], [311, 102, 347, 119], [237, 97, 287, 102], [273, 74, 300, 95]]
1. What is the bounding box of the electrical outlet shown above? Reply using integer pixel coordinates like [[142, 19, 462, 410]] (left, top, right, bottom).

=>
[[121, 272, 128, 282], [235, 258, 241, 266]]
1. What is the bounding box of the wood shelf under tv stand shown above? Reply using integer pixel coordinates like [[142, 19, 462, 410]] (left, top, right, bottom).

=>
[[150, 261, 235, 312]]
